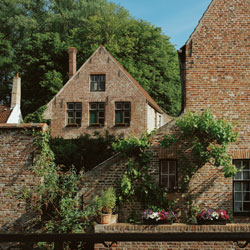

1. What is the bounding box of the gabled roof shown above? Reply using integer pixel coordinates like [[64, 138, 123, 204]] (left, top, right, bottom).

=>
[[0, 105, 12, 123], [185, 0, 215, 46], [44, 46, 164, 118], [104, 47, 164, 114]]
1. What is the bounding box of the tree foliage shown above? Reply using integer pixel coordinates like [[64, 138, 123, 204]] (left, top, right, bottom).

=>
[[0, 0, 181, 117]]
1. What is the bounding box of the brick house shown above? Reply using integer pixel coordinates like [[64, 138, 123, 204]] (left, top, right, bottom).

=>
[[43, 46, 170, 139], [83, 0, 250, 224], [0, 75, 22, 124]]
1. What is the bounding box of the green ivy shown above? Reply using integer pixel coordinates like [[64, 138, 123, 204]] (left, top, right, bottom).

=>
[[113, 132, 168, 209], [160, 110, 238, 178], [20, 130, 97, 236]]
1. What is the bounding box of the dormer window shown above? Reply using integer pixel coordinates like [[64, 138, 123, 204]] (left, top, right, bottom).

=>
[[90, 74, 105, 92]]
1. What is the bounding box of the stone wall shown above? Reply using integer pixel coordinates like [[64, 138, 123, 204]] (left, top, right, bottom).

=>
[[0, 123, 47, 232]]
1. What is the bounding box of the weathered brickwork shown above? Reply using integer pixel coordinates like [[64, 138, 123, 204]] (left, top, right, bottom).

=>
[[94, 223, 250, 250], [44, 46, 168, 139], [149, 0, 250, 222], [181, 0, 249, 151], [82, 0, 250, 226], [0, 124, 47, 232]]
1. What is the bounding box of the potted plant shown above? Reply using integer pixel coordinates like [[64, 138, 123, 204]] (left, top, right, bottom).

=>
[[94, 187, 116, 224], [142, 209, 177, 225], [196, 209, 229, 225]]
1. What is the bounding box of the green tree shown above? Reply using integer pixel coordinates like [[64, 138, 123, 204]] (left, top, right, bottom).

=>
[[0, 0, 181, 118]]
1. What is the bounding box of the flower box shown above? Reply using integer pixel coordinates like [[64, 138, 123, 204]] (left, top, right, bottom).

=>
[[196, 209, 229, 225], [142, 209, 177, 225]]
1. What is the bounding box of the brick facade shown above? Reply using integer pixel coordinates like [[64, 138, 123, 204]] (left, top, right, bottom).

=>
[[44, 46, 170, 139], [0, 123, 47, 232], [80, 0, 250, 226]]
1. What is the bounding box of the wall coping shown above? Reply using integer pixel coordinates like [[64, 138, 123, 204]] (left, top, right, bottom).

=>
[[95, 223, 250, 233], [0, 123, 48, 131]]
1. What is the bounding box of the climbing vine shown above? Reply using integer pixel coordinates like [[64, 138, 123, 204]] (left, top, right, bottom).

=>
[[160, 110, 238, 178], [113, 133, 168, 209], [21, 130, 97, 235]]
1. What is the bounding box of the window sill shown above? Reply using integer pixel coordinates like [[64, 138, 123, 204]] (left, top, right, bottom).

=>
[[89, 123, 104, 128], [66, 123, 81, 127], [115, 123, 130, 127]]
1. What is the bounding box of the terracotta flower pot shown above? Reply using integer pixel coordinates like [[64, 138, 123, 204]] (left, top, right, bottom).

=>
[[100, 214, 112, 224]]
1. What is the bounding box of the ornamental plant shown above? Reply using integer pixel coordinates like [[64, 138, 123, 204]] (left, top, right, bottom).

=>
[[196, 209, 230, 222], [142, 209, 177, 223]]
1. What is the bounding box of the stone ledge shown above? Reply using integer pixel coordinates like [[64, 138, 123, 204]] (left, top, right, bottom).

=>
[[95, 223, 250, 233], [0, 123, 48, 131]]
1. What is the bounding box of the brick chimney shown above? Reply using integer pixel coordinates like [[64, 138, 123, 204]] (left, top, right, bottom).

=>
[[11, 73, 21, 108], [68, 47, 77, 79]]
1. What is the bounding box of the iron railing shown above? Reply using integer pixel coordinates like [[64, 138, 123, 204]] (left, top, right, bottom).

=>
[[0, 232, 250, 249]]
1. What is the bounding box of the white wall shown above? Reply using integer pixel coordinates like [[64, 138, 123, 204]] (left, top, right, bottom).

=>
[[7, 105, 23, 124]]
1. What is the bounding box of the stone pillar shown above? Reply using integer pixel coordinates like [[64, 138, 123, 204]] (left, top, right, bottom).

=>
[[11, 74, 21, 108], [68, 47, 77, 79]]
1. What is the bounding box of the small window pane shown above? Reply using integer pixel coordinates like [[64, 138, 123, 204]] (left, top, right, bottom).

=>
[[124, 102, 130, 110], [116, 103, 122, 110], [169, 165, 176, 174], [90, 103, 97, 110], [234, 192, 242, 201], [115, 111, 122, 123], [243, 192, 250, 201], [75, 103, 82, 110], [75, 111, 81, 118], [99, 111, 105, 118], [243, 161, 250, 170], [243, 202, 250, 211], [234, 182, 242, 191], [99, 103, 105, 110], [99, 118, 104, 125], [161, 176, 167, 186], [234, 202, 242, 212], [124, 111, 130, 118], [243, 182, 250, 191], [161, 161, 168, 172], [169, 175, 176, 188], [68, 111, 74, 118], [90, 112, 96, 124], [235, 171, 242, 180], [67, 103, 74, 110], [243, 171, 250, 180], [75, 118, 81, 125]]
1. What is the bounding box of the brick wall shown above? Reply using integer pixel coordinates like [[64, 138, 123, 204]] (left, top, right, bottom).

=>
[[183, 0, 249, 151], [94, 223, 250, 250], [0, 123, 47, 232]]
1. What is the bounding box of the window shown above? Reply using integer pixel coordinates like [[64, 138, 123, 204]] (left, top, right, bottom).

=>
[[233, 160, 250, 214], [89, 102, 105, 126], [90, 74, 105, 91], [160, 160, 177, 190], [115, 102, 130, 126], [67, 102, 82, 126]]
